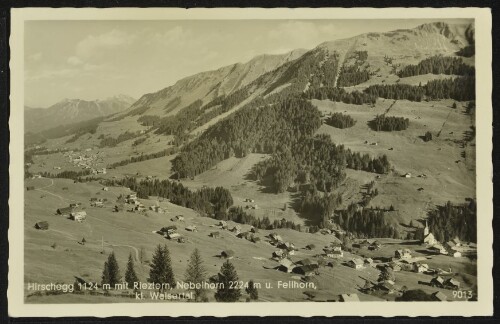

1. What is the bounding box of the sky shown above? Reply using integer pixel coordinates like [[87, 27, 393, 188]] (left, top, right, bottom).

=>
[[24, 18, 469, 108]]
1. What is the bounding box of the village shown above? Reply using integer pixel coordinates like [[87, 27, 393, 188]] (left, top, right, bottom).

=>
[[27, 176, 477, 303]]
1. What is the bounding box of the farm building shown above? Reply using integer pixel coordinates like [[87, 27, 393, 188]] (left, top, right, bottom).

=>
[[149, 205, 164, 213], [250, 227, 258, 233], [293, 264, 317, 276], [210, 231, 220, 238], [135, 205, 146, 212], [403, 173, 412, 178], [69, 203, 81, 208], [272, 250, 286, 260], [185, 225, 197, 232], [368, 241, 381, 250], [113, 204, 124, 212], [277, 258, 295, 273], [91, 201, 104, 207], [56, 206, 74, 216], [297, 259, 319, 268], [102, 187, 109, 191], [395, 249, 412, 259], [221, 250, 235, 259], [339, 294, 360, 302], [452, 238, 461, 246], [34, 221, 49, 230], [430, 276, 445, 288], [218, 221, 228, 227], [444, 278, 460, 290], [377, 280, 396, 294], [26, 186, 35, 191], [173, 215, 184, 221], [269, 233, 283, 243], [388, 262, 402, 272], [452, 251, 462, 258], [364, 258, 374, 266], [347, 259, 364, 270], [432, 291, 448, 301], [428, 244, 448, 255], [324, 248, 343, 258], [305, 244, 316, 250], [70, 211, 87, 222], [231, 225, 242, 233]]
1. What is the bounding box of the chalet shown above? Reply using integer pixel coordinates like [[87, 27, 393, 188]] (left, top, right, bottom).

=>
[[135, 205, 146, 212], [347, 258, 364, 270], [293, 264, 317, 276], [353, 240, 371, 249], [32, 174, 42, 179], [35, 221, 49, 230], [70, 211, 87, 222], [432, 291, 448, 301], [218, 221, 228, 229], [221, 250, 235, 259], [244, 198, 255, 203], [185, 225, 197, 232], [452, 251, 462, 258], [57, 206, 74, 216], [269, 233, 283, 243], [250, 236, 261, 243], [368, 241, 381, 250], [277, 258, 295, 273], [102, 187, 109, 191], [174, 215, 184, 221], [210, 231, 220, 238], [26, 186, 35, 191], [377, 280, 396, 294], [430, 276, 445, 288], [177, 237, 186, 243], [69, 203, 81, 208], [452, 238, 461, 247], [364, 258, 374, 266], [150, 206, 164, 213], [404, 173, 412, 178], [339, 294, 360, 302], [388, 262, 402, 272], [91, 201, 104, 208], [297, 258, 318, 267], [250, 227, 258, 233], [395, 249, 412, 259], [413, 263, 429, 273], [237, 232, 251, 240], [278, 242, 296, 251], [324, 248, 343, 258], [444, 278, 460, 290], [272, 250, 286, 260]]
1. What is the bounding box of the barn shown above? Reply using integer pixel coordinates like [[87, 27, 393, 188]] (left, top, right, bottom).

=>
[[34, 221, 49, 230]]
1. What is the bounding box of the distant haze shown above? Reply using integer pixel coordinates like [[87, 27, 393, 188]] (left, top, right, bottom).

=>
[[25, 18, 470, 108]]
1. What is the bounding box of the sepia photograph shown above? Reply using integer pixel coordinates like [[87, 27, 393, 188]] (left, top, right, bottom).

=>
[[8, 7, 493, 317]]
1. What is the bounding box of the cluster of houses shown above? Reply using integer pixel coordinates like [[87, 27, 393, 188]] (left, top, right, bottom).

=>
[[418, 221, 476, 258], [90, 197, 106, 208], [61, 149, 107, 174], [56, 203, 86, 222]]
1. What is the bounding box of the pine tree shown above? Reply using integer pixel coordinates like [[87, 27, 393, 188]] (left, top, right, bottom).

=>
[[101, 251, 120, 288], [149, 244, 176, 291], [214, 260, 241, 302], [245, 280, 258, 301], [125, 252, 139, 288], [185, 248, 208, 302]]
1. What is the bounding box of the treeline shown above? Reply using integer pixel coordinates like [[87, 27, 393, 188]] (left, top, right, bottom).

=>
[[99, 131, 140, 148], [427, 199, 476, 243], [333, 203, 400, 239], [226, 206, 302, 231], [303, 87, 377, 105], [397, 55, 475, 77], [251, 135, 391, 194], [298, 189, 342, 227], [325, 112, 356, 129], [171, 98, 322, 178], [107, 147, 177, 169], [364, 76, 475, 101], [104, 177, 233, 215], [369, 115, 410, 131], [39, 169, 92, 180]]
